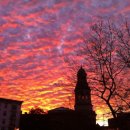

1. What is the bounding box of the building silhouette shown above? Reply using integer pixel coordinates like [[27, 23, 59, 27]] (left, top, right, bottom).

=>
[[75, 66, 96, 125], [20, 67, 98, 130], [108, 112, 130, 130], [0, 98, 22, 130]]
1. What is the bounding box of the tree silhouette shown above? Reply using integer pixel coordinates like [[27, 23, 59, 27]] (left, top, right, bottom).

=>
[[116, 20, 130, 68], [81, 20, 130, 119], [29, 107, 45, 114]]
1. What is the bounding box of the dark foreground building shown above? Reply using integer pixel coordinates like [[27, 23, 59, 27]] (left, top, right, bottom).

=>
[[20, 67, 99, 130], [108, 112, 130, 130], [0, 98, 22, 130]]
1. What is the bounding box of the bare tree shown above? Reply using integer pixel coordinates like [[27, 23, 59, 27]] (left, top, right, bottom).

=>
[[116, 20, 130, 67], [82, 20, 130, 119]]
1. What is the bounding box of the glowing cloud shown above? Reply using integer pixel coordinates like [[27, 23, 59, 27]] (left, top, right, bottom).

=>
[[0, 0, 130, 125]]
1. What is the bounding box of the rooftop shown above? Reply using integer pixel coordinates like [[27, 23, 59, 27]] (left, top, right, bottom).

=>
[[0, 97, 23, 104]]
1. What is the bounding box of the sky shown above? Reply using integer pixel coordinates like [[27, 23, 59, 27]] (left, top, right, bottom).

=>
[[0, 0, 130, 126]]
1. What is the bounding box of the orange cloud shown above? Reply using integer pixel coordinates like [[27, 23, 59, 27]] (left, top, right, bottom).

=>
[[0, 0, 130, 125]]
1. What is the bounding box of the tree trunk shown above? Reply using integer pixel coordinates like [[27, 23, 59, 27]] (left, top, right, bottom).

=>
[[106, 101, 117, 119]]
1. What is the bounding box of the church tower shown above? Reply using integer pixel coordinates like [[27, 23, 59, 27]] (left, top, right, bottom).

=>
[[74, 66, 96, 125]]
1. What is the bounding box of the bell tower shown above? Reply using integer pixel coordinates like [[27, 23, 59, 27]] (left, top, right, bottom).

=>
[[74, 66, 92, 111], [74, 66, 96, 125]]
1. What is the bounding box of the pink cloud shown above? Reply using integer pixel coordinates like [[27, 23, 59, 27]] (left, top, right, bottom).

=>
[[0, 1, 130, 124]]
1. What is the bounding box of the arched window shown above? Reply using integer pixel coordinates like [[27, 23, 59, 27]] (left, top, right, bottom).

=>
[[81, 96, 88, 100]]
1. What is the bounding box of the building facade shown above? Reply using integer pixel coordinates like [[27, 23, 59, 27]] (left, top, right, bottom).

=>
[[0, 98, 23, 130]]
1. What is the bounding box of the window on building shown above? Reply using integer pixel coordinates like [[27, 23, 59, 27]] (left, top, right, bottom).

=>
[[81, 96, 88, 100], [78, 95, 81, 99], [2, 119, 5, 124], [3, 111, 7, 116], [4, 104, 7, 108], [1, 126, 5, 130], [12, 104, 17, 110]]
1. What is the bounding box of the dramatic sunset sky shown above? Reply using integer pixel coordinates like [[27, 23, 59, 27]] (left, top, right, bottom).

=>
[[0, 0, 130, 125]]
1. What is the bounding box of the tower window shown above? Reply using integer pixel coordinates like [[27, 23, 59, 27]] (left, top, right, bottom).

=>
[[78, 95, 81, 99], [81, 96, 88, 100]]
